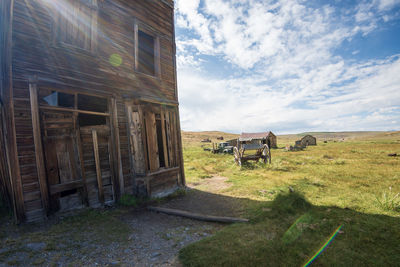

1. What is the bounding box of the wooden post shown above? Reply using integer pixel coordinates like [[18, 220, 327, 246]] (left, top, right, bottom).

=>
[[92, 129, 104, 204], [110, 98, 123, 198], [171, 2, 186, 186], [175, 107, 186, 186], [29, 77, 49, 215]]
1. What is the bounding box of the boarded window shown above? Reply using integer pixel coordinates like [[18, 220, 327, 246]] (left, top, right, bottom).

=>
[[138, 30, 155, 75], [140, 105, 178, 172], [56, 0, 97, 51]]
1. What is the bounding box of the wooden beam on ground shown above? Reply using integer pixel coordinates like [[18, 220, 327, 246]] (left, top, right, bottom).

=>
[[147, 206, 249, 223], [29, 77, 49, 215], [92, 129, 104, 203]]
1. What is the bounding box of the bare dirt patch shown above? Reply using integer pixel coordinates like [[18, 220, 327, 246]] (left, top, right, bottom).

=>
[[0, 180, 245, 266], [188, 175, 232, 193], [0, 207, 223, 267]]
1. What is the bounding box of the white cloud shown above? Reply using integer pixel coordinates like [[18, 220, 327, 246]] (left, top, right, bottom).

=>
[[175, 0, 400, 133]]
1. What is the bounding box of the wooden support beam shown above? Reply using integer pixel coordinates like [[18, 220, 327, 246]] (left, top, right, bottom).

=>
[[110, 98, 123, 197], [40, 105, 110, 117], [175, 107, 186, 186], [29, 77, 49, 215], [171, 5, 186, 186], [148, 206, 249, 223], [92, 129, 104, 204]]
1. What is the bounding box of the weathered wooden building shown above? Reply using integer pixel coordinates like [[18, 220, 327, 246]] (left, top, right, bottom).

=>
[[0, 0, 185, 223], [238, 132, 277, 148], [295, 135, 317, 147]]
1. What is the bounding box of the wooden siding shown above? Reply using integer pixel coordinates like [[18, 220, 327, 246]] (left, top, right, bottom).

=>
[[12, 0, 177, 103]]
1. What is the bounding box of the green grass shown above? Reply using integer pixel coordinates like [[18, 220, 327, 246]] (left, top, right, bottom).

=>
[[179, 133, 400, 266], [118, 194, 138, 207]]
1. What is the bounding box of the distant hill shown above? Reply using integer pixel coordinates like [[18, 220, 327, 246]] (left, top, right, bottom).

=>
[[279, 131, 400, 142], [181, 130, 400, 145]]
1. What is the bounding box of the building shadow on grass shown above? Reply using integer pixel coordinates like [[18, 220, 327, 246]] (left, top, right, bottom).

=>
[[158, 188, 400, 266]]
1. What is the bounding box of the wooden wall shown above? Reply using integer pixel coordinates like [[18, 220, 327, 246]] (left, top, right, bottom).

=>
[[5, 0, 184, 222], [12, 0, 177, 102]]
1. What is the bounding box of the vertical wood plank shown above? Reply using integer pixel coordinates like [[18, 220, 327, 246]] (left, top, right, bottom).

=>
[[110, 98, 123, 197], [92, 129, 104, 204], [29, 78, 49, 215], [164, 110, 173, 166], [128, 106, 146, 174], [138, 105, 149, 174], [174, 107, 186, 186], [144, 109, 159, 172], [125, 104, 137, 191], [75, 126, 89, 206], [160, 108, 169, 168], [169, 109, 177, 167]]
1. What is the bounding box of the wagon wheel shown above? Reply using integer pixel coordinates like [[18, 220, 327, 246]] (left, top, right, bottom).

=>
[[261, 144, 271, 164], [233, 147, 241, 166]]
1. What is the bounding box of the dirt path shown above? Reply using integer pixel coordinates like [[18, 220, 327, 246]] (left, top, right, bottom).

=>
[[0, 176, 245, 266]]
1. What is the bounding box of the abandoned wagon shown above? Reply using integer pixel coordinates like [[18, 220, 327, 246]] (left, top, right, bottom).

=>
[[0, 0, 184, 222], [295, 135, 317, 147], [238, 132, 277, 149]]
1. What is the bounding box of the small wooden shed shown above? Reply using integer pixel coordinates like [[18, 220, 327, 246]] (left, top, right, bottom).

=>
[[238, 132, 277, 148], [0, 0, 184, 223], [295, 135, 317, 147]]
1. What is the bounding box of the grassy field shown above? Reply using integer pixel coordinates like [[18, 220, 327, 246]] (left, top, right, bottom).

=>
[[179, 131, 400, 266]]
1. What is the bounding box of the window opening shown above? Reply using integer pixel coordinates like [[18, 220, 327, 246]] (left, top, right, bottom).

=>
[[60, 188, 78, 198], [155, 114, 165, 168], [138, 30, 155, 75], [42, 91, 75, 108], [78, 94, 108, 113], [78, 113, 107, 127]]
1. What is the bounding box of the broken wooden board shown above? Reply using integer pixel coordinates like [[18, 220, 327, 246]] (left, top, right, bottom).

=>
[[147, 206, 249, 223]]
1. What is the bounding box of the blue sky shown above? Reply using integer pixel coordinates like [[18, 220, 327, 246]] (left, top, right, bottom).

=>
[[174, 0, 400, 134]]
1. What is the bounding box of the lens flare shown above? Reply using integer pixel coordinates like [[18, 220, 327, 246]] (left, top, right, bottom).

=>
[[109, 54, 123, 67], [303, 225, 342, 267]]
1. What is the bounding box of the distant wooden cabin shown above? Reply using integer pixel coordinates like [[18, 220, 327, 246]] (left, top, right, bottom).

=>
[[0, 0, 184, 223], [295, 135, 317, 147], [238, 132, 277, 148], [226, 139, 238, 147]]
